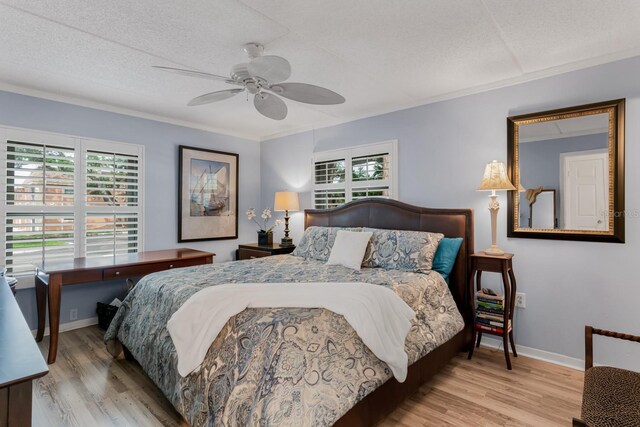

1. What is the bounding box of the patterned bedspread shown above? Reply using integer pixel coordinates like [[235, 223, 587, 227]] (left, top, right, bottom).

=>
[[104, 255, 464, 427]]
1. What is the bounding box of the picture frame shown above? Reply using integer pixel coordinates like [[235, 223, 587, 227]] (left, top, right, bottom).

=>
[[178, 145, 239, 242]]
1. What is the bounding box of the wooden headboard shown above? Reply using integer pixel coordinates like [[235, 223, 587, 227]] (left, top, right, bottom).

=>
[[304, 199, 475, 317]]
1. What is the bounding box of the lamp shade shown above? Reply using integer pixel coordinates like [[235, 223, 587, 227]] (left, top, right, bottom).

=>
[[478, 160, 516, 191], [274, 191, 300, 211]]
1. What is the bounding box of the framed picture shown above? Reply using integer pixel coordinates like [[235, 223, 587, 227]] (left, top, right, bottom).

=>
[[178, 145, 239, 242]]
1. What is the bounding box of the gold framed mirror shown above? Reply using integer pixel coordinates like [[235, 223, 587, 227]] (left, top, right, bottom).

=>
[[507, 99, 625, 243]]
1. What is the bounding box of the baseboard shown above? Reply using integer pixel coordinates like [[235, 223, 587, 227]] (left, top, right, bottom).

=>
[[31, 316, 99, 337], [480, 336, 584, 371]]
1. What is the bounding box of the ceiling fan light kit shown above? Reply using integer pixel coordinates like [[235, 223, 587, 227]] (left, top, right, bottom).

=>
[[154, 43, 345, 120]]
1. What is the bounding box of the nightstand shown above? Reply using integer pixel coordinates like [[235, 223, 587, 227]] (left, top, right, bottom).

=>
[[237, 243, 296, 260], [467, 252, 518, 369]]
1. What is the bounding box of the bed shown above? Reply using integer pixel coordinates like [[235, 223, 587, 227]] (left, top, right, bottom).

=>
[[104, 199, 474, 426]]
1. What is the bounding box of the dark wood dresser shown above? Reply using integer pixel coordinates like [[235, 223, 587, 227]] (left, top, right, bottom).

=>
[[237, 243, 296, 260], [0, 277, 48, 427]]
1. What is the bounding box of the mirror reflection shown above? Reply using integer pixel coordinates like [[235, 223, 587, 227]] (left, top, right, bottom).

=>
[[517, 113, 609, 231], [507, 99, 624, 243]]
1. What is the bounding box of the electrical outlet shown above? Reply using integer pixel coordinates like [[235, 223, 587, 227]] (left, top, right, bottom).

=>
[[69, 308, 78, 321], [515, 293, 526, 309]]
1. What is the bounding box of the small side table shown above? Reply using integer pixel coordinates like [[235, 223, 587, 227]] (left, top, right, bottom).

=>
[[467, 252, 518, 369], [237, 243, 296, 260]]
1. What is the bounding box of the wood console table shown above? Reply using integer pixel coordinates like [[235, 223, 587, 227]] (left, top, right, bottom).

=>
[[1, 277, 48, 427], [35, 249, 214, 364]]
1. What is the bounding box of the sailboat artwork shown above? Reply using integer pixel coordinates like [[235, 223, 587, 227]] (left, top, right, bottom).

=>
[[179, 145, 238, 242], [189, 159, 230, 217]]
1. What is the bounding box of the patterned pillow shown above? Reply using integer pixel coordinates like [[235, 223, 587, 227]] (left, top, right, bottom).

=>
[[362, 228, 444, 273], [292, 226, 362, 262]]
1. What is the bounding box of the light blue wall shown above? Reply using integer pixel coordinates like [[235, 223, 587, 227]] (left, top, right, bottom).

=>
[[261, 56, 640, 370], [518, 133, 608, 224], [0, 90, 261, 328]]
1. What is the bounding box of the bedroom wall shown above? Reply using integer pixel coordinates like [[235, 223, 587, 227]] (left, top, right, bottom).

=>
[[0, 90, 261, 329], [261, 56, 640, 371]]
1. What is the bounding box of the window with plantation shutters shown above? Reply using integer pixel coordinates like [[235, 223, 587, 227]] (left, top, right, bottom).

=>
[[1, 126, 144, 282], [84, 149, 140, 259], [5, 213, 75, 276], [86, 150, 139, 207], [313, 158, 346, 209], [85, 213, 139, 258], [6, 141, 75, 206], [312, 140, 397, 209]]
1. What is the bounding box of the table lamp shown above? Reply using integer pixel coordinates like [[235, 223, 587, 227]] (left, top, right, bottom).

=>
[[478, 160, 515, 255], [274, 191, 299, 246]]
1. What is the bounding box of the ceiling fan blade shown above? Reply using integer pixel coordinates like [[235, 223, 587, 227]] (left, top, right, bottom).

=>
[[254, 92, 287, 120], [188, 89, 244, 106], [247, 56, 291, 83], [268, 83, 345, 105], [153, 65, 240, 85]]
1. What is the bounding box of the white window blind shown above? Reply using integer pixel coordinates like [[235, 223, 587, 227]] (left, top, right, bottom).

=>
[[85, 213, 139, 258], [5, 213, 75, 276], [84, 148, 141, 259], [86, 150, 139, 207], [313, 189, 347, 210], [313, 158, 347, 209], [6, 141, 75, 206], [312, 140, 397, 209], [351, 186, 391, 201], [1, 127, 144, 279]]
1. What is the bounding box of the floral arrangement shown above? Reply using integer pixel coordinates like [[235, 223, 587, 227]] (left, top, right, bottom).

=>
[[246, 208, 283, 233]]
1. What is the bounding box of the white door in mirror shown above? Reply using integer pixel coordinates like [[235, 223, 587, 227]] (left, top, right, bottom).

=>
[[561, 150, 608, 230]]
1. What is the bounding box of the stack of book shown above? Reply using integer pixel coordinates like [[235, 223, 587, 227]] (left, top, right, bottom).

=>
[[475, 291, 511, 334]]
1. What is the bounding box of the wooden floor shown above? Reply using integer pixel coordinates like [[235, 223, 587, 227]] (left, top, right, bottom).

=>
[[34, 326, 584, 426]]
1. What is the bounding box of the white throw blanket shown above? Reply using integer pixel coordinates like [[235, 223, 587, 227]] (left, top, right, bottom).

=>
[[167, 282, 416, 381]]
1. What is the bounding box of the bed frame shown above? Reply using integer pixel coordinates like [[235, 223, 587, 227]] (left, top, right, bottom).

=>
[[122, 199, 474, 426], [304, 199, 475, 427]]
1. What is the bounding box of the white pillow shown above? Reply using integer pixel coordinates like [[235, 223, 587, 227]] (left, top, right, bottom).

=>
[[326, 230, 373, 270]]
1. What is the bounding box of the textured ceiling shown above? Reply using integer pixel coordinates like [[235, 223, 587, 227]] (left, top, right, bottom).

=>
[[519, 114, 610, 143], [1, 0, 639, 140]]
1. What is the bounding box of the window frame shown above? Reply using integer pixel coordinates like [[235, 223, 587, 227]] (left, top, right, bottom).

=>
[[0, 125, 145, 288], [312, 140, 398, 209]]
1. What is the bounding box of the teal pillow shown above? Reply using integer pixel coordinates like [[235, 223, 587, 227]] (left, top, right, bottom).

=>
[[432, 237, 463, 282]]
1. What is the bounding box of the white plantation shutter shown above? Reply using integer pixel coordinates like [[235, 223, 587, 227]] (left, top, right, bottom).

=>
[[314, 159, 346, 185], [350, 152, 391, 201], [313, 189, 347, 210], [4, 213, 75, 276], [6, 141, 75, 206], [1, 126, 144, 278], [351, 186, 391, 201], [313, 158, 346, 209], [85, 213, 139, 258], [312, 141, 397, 209], [85, 150, 139, 207], [83, 146, 142, 259]]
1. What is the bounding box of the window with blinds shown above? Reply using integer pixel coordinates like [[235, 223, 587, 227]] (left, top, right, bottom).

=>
[[313, 159, 347, 209], [351, 186, 390, 201], [312, 141, 397, 209], [5, 213, 75, 276], [1, 127, 144, 278], [86, 151, 139, 207], [313, 189, 347, 210], [6, 141, 75, 206], [85, 213, 139, 258]]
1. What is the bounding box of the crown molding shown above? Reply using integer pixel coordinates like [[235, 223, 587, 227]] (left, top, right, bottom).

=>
[[2, 47, 639, 143], [259, 49, 640, 141], [0, 82, 260, 142]]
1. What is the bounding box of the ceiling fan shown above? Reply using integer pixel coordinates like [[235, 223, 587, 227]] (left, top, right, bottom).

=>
[[153, 43, 345, 120]]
